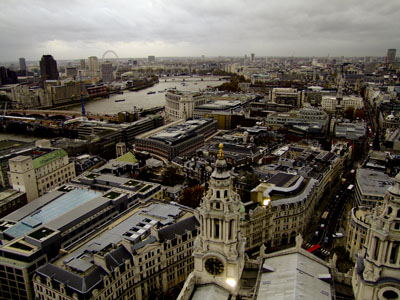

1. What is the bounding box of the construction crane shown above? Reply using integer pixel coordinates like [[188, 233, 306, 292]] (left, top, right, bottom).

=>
[[79, 70, 86, 121]]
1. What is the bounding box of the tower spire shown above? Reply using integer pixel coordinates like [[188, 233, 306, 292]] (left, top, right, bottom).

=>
[[192, 143, 245, 295], [218, 143, 224, 159]]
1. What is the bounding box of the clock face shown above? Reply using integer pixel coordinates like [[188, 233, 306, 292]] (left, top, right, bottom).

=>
[[205, 257, 224, 275]]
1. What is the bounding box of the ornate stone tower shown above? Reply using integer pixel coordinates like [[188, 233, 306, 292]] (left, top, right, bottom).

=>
[[193, 144, 245, 294], [352, 173, 400, 300]]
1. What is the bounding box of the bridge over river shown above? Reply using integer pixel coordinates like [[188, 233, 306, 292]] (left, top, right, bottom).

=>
[[4, 109, 118, 122]]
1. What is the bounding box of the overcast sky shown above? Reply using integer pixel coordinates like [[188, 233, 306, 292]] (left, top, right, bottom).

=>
[[1, 0, 399, 62]]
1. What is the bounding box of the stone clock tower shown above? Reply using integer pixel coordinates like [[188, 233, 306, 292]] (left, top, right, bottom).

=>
[[352, 173, 400, 300], [193, 144, 245, 294]]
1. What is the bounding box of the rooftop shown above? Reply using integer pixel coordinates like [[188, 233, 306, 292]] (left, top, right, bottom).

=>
[[258, 251, 331, 300], [356, 168, 393, 197], [149, 119, 213, 144], [3, 188, 101, 239], [32, 149, 68, 169]]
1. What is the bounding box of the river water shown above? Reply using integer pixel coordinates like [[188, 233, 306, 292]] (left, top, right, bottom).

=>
[[68, 76, 225, 114], [0, 76, 225, 141]]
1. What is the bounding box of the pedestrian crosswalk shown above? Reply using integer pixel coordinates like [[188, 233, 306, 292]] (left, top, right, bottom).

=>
[[305, 243, 331, 257]]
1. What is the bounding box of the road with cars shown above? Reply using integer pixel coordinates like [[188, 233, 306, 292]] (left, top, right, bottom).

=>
[[306, 171, 354, 259]]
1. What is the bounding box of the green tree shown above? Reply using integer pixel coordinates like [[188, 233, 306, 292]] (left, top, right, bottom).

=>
[[354, 109, 366, 120], [137, 166, 153, 181], [162, 166, 185, 186], [180, 185, 205, 208], [344, 107, 355, 120]]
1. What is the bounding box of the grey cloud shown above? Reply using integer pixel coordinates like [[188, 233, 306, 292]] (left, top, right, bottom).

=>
[[0, 0, 399, 61]]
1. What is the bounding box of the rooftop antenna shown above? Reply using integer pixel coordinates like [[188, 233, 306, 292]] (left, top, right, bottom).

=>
[[79, 70, 86, 121]]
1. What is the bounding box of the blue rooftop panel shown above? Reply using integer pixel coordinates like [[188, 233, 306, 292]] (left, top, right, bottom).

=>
[[4, 189, 101, 239]]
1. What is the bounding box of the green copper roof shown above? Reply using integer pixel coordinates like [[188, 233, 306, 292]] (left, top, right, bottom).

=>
[[115, 152, 138, 163], [33, 149, 68, 169]]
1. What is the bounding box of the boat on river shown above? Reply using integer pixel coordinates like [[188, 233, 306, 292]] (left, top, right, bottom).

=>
[[147, 91, 156, 95], [114, 99, 125, 102]]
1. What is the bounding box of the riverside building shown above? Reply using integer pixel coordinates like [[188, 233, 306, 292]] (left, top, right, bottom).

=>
[[8, 148, 76, 202], [135, 119, 217, 160], [165, 90, 207, 120]]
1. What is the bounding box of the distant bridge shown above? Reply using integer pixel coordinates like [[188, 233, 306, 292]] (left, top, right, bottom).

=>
[[5, 110, 118, 122]]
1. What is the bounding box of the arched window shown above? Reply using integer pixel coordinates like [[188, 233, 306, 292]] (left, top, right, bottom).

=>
[[215, 219, 220, 239], [224, 190, 228, 198], [216, 191, 220, 198]]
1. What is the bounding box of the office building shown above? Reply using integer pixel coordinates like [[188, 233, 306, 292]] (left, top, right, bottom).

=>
[[0, 174, 163, 300], [88, 56, 99, 72], [165, 90, 207, 120], [386, 48, 397, 64], [80, 59, 85, 70], [352, 172, 400, 300], [148, 55, 155, 63], [0, 189, 27, 218], [353, 168, 393, 207], [135, 119, 218, 160], [265, 106, 329, 136], [321, 95, 364, 113], [19, 58, 27, 75], [39, 55, 59, 84], [101, 62, 114, 82], [0, 66, 18, 84], [270, 88, 302, 108], [32, 201, 196, 300], [8, 149, 76, 202], [66, 67, 77, 78]]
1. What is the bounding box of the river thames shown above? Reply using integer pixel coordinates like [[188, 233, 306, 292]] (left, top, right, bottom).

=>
[[0, 76, 226, 141], [67, 76, 225, 114]]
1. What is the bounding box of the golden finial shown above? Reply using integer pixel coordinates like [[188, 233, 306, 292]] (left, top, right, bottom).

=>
[[218, 143, 224, 159]]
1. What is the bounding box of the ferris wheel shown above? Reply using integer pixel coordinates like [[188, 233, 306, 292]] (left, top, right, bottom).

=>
[[101, 50, 120, 72]]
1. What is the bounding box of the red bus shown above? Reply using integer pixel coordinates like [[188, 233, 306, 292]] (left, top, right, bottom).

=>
[[307, 244, 321, 253]]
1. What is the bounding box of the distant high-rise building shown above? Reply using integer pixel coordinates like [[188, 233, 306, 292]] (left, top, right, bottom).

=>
[[66, 67, 77, 79], [148, 55, 155, 63], [386, 49, 397, 64], [80, 59, 85, 70], [19, 58, 26, 74], [0, 66, 18, 84], [88, 56, 99, 72], [251, 53, 255, 63], [39, 54, 59, 84], [101, 62, 114, 82]]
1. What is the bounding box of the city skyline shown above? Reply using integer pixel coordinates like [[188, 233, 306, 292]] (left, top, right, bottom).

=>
[[1, 0, 400, 62]]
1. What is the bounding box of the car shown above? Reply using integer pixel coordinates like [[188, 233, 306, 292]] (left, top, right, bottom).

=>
[[332, 233, 344, 238], [324, 236, 329, 244]]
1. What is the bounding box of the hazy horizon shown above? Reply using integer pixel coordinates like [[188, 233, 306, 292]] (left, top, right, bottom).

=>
[[1, 0, 399, 62]]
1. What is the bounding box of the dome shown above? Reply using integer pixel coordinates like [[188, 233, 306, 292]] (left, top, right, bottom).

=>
[[211, 144, 230, 180]]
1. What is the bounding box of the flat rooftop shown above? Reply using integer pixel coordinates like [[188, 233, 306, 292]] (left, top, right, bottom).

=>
[[258, 251, 331, 300], [56, 202, 186, 271], [149, 119, 213, 144], [3, 188, 101, 239], [356, 168, 393, 197]]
